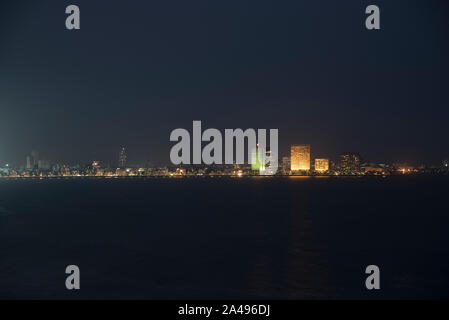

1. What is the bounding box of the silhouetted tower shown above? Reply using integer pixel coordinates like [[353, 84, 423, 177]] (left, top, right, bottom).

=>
[[26, 156, 32, 169], [119, 146, 127, 168], [31, 151, 39, 166]]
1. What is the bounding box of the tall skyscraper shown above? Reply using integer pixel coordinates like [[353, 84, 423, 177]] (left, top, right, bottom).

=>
[[290, 145, 310, 171], [263, 149, 278, 176], [251, 146, 265, 172], [315, 158, 329, 172], [339, 153, 361, 174], [26, 156, 32, 169], [251, 145, 276, 175], [119, 146, 127, 168], [31, 151, 39, 167]]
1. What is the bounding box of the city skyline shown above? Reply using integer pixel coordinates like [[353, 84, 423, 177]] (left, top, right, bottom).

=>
[[1, 0, 448, 166], [2, 142, 449, 169], [3, 143, 448, 174]]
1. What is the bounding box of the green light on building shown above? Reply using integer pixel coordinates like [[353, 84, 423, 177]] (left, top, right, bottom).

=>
[[251, 147, 265, 172]]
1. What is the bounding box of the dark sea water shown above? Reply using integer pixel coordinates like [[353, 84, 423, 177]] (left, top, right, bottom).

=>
[[0, 176, 448, 299]]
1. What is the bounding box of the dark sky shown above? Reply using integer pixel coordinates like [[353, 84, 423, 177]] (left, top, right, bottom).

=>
[[0, 0, 448, 166]]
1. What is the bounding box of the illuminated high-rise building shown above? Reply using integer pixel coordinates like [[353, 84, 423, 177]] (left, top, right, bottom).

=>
[[339, 153, 361, 174], [290, 145, 310, 171], [251, 145, 266, 174], [263, 150, 278, 176], [119, 146, 127, 168], [315, 158, 329, 172]]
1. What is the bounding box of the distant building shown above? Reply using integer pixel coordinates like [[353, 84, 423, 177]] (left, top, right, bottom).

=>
[[31, 151, 39, 167], [315, 158, 329, 172], [339, 153, 361, 174], [119, 147, 127, 168], [291, 145, 310, 171], [329, 159, 336, 171], [92, 161, 100, 169], [251, 146, 265, 173], [116, 168, 127, 177], [364, 165, 384, 174], [26, 156, 32, 169], [282, 156, 291, 174], [38, 160, 51, 170], [263, 150, 277, 175], [250, 146, 278, 175]]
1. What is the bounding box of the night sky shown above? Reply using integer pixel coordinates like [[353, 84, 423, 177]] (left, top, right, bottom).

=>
[[0, 0, 448, 166]]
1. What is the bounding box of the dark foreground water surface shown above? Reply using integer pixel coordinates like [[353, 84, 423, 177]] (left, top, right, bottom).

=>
[[0, 176, 448, 299]]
